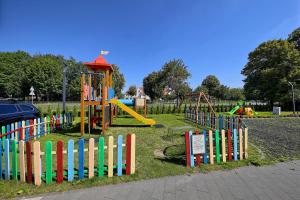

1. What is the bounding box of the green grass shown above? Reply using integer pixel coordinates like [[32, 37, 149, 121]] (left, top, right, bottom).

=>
[[0, 114, 271, 199]]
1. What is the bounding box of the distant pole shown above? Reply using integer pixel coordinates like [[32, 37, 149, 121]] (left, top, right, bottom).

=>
[[62, 63, 67, 113], [288, 81, 296, 114]]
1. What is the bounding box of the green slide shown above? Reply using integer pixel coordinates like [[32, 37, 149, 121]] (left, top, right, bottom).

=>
[[229, 105, 241, 115]]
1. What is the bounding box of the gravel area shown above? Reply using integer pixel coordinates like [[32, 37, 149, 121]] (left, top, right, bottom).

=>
[[243, 118, 300, 159]]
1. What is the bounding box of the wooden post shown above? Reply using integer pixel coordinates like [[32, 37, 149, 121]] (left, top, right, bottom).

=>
[[57, 141, 63, 183], [221, 130, 226, 162], [227, 129, 232, 161], [108, 136, 114, 177], [244, 128, 248, 159], [130, 134, 136, 174], [88, 138, 95, 178], [45, 141, 52, 184], [239, 128, 243, 160], [126, 134, 132, 175], [19, 141, 26, 182], [209, 130, 214, 164], [33, 141, 41, 186], [80, 74, 85, 136], [26, 141, 33, 183], [185, 131, 191, 167]]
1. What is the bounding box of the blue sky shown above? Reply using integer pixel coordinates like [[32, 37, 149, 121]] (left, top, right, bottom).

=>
[[1, 0, 299, 91]]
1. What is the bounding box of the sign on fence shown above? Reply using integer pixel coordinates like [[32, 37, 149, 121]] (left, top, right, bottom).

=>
[[192, 134, 205, 154]]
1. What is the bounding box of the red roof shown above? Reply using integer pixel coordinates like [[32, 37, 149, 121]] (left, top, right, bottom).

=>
[[83, 55, 113, 71]]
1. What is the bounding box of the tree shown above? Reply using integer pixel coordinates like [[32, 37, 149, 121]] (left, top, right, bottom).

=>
[[227, 88, 245, 100], [242, 39, 300, 104], [201, 75, 221, 97], [143, 71, 163, 100], [288, 27, 300, 51], [127, 85, 137, 96], [112, 64, 125, 98]]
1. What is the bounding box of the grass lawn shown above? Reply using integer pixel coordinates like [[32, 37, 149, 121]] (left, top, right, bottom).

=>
[[0, 114, 269, 199]]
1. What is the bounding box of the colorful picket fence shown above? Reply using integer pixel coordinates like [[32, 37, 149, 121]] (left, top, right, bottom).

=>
[[0, 113, 73, 142], [185, 109, 246, 131], [185, 128, 248, 167], [0, 134, 136, 185]]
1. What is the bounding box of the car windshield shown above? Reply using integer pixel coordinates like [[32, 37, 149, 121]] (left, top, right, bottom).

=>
[[0, 104, 18, 115]]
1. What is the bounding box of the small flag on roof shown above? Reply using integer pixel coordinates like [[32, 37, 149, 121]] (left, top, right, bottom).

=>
[[100, 50, 109, 55]]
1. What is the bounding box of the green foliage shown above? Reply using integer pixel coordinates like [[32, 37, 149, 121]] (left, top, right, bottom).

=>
[[242, 39, 300, 104], [143, 59, 191, 101], [72, 105, 78, 117], [112, 64, 125, 98], [288, 27, 300, 51], [201, 75, 220, 97], [127, 85, 137, 96]]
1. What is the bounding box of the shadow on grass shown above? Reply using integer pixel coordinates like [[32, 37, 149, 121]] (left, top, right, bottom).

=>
[[155, 144, 187, 166], [110, 124, 150, 128]]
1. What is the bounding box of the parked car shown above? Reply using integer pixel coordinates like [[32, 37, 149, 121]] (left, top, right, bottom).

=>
[[0, 102, 41, 126]]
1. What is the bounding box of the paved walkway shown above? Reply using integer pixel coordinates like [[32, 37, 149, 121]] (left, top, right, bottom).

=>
[[25, 160, 300, 200]]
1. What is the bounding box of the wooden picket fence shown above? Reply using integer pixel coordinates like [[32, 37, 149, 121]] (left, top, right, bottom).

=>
[[0, 134, 136, 186], [0, 113, 73, 142], [185, 109, 246, 130], [185, 128, 248, 167]]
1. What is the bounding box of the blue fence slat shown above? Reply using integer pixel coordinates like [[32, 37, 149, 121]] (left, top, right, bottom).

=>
[[25, 120, 29, 141], [4, 139, 10, 180], [68, 139, 74, 181], [78, 139, 84, 179], [203, 130, 208, 164], [233, 129, 238, 160], [6, 125, 10, 140], [18, 121, 22, 140], [11, 123, 14, 140], [189, 130, 194, 167], [117, 135, 123, 176]]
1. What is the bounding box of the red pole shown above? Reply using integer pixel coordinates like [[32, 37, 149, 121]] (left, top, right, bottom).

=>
[[227, 129, 232, 161], [185, 131, 191, 167], [126, 134, 132, 175]]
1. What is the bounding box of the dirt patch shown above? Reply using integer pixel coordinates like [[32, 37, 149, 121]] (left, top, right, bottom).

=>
[[243, 118, 300, 159]]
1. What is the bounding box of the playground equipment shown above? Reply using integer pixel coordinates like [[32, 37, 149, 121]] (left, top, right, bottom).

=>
[[183, 91, 216, 124], [229, 101, 257, 116], [80, 54, 155, 135]]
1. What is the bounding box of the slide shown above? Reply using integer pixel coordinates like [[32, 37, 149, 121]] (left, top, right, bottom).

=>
[[229, 105, 241, 115], [109, 99, 156, 126]]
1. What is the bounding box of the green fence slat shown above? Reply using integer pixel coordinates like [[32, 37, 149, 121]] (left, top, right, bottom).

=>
[[47, 116, 51, 134], [45, 141, 53, 184], [98, 137, 104, 177], [215, 130, 220, 164], [12, 140, 18, 180]]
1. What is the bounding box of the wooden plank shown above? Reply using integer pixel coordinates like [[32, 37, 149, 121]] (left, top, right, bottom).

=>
[[126, 134, 131, 175], [78, 139, 84, 179], [221, 130, 226, 163], [244, 127, 248, 159], [26, 141, 33, 183], [25, 120, 29, 141], [21, 121, 25, 140], [45, 141, 53, 184], [33, 119, 37, 139], [44, 117, 47, 135], [33, 141, 41, 186], [130, 134, 136, 174], [88, 138, 95, 179], [209, 130, 214, 164], [185, 131, 190, 167], [239, 128, 243, 160], [98, 137, 104, 177], [215, 130, 220, 164], [227, 129, 232, 161], [12, 140, 18, 180], [203, 130, 208, 164], [57, 141, 63, 183], [18, 121, 22, 141], [6, 124, 10, 139], [68, 139, 74, 181], [5, 139, 10, 180], [117, 135, 123, 176], [1, 126, 5, 140], [195, 130, 201, 166], [11, 123, 14, 140], [37, 118, 41, 138], [233, 129, 238, 161], [107, 136, 113, 177], [189, 130, 194, 167], [15, 122, 18, 142], [19, 141, 25, 182], [29, 119, 33, 140]]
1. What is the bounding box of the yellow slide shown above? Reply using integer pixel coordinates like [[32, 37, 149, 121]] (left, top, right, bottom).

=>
[[109, 99, 156, 126]]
